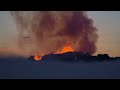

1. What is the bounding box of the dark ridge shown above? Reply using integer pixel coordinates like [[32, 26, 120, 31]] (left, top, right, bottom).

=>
[[28, 51, 120, 63]]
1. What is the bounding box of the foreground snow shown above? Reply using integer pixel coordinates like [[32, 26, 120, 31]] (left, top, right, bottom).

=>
[[0, 57, 120, 79]]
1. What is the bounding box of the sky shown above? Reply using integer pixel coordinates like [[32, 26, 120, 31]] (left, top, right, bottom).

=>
[[0, 11, 120, 57], [88, 11, 120, 57]]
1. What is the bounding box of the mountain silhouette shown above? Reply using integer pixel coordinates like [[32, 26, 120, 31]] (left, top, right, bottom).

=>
[[28, 51, 120, 63]]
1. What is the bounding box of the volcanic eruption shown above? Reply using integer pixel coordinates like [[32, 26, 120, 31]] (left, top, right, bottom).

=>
[[56, 41, 74, 54], [10, 11, 98, 61]]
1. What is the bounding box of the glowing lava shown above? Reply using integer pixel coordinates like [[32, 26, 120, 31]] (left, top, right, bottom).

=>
[[34, 55, 42, 61], [34, 41, 74, 61], [56, 41, 74, 54], [34, 53, 45, 61]]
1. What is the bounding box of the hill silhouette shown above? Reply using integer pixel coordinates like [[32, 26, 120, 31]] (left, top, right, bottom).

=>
[[28, 51, 120, 63]]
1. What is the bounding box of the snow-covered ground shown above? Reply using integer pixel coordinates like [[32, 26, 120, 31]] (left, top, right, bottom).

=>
[[0, 57, 120, 79]]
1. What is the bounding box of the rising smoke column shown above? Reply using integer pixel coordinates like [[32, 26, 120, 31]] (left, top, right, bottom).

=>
[[10, 11, 98, 55]]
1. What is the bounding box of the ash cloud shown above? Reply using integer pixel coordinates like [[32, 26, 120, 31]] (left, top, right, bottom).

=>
[[10, 11, 98, 55]]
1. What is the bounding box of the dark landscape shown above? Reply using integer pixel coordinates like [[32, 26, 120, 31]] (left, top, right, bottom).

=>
[[0, 52, 120, 79], [28, 52, 120, 63]]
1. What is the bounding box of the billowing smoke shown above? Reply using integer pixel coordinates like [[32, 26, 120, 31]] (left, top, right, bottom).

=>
[[10, 11, 98, 55]]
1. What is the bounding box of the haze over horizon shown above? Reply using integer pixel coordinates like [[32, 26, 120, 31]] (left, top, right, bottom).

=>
[[0, 11, 120, 57]]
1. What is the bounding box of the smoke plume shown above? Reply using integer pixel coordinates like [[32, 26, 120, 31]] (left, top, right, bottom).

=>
[[10, 11, 98, 55]]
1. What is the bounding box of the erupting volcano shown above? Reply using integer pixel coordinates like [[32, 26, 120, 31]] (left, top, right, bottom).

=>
[[56, 41, 74, 54], [11, 11, 98, 60], [34, 41, 74, 61]]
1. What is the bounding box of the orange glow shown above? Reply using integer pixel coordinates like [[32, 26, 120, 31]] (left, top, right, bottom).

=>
[[56, 41, 74, 54], [34, 55, 42, 61], [34, 41, 74, 61], [34, 53, 45, 61]]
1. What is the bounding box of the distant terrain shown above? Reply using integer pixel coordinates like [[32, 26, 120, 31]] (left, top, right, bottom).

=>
[[29, 51, 120, 63]]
